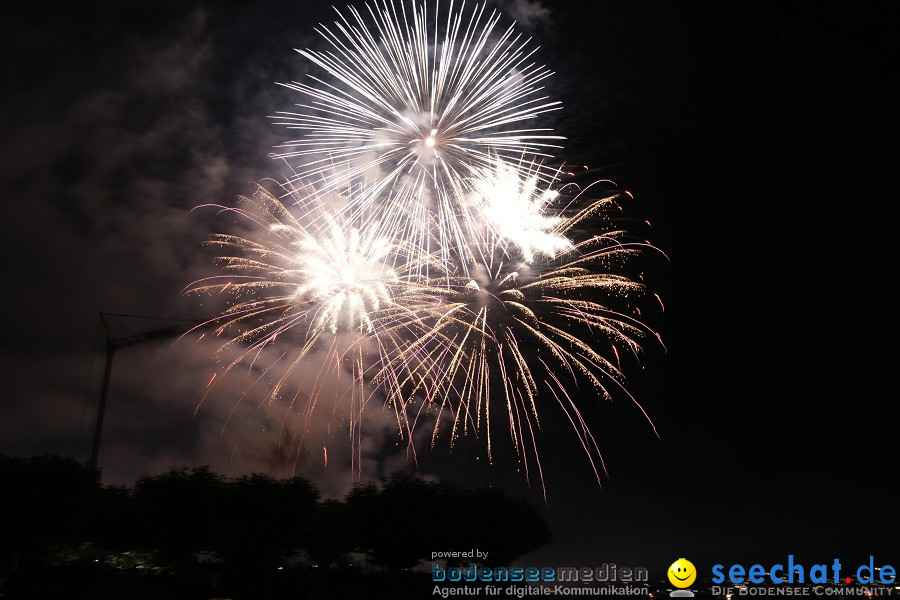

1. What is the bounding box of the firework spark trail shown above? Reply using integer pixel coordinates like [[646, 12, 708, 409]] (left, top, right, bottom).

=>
[[272, 0, 563, 275]]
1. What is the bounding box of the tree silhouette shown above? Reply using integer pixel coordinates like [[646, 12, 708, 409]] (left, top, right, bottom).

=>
[[132, 466, 225, 568], [346, 473, 552, 570], [80, 483, 138, 556], [0, 454, 98, 575], [0, 456, 553, 598], [454, 487, 553, 567], [347, 474, 447, 570], [305, 499, 355, 566], [213, 473, 318, 567]]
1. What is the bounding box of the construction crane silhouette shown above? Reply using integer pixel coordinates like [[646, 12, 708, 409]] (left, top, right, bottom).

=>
[[87, 312, 203, 480]]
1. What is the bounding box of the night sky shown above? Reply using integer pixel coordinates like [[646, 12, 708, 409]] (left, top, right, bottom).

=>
[[2, 0, 896, 578]]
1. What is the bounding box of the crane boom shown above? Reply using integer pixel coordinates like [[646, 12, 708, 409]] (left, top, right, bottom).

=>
[[87, 312, 202, 479]]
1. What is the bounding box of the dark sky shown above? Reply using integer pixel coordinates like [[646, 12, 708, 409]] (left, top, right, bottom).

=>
[[1, 0, 896, 578]]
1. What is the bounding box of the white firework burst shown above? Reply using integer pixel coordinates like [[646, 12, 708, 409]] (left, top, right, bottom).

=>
[[469, 159, 572, 263], [186, 2, 666, 491], [288, 219, 399, 335], [271, 0, 563, 273]]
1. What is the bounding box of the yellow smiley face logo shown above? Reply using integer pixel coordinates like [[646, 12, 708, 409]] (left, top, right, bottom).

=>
[[668, 558, 697, 588]]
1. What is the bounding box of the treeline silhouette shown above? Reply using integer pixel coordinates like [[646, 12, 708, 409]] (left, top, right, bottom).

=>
[[0, 454, 551, 599]]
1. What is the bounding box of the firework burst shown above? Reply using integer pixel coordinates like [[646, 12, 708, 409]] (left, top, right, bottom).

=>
[[272, 0, 563, 274], [188, 2, 665, 489], [185, 181, 433, 474], [469, 159, 573, 262], [372, 178, 664, 493]]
